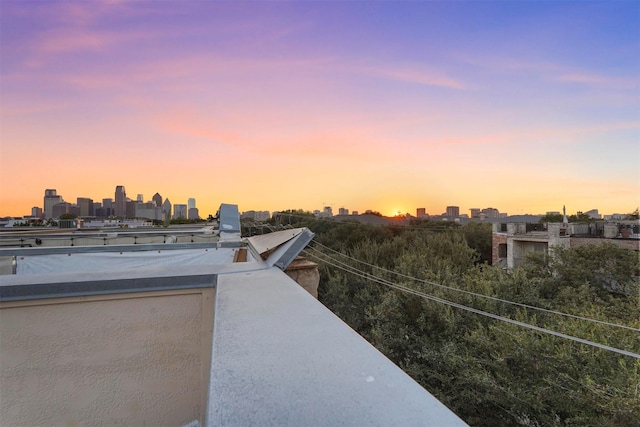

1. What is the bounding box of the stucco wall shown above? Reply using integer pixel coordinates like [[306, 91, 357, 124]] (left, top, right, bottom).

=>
[[570, 237, 640, 251], [285, 257, 320, 298], [0, 288, 214, 426], [491, 233, 507, 266]]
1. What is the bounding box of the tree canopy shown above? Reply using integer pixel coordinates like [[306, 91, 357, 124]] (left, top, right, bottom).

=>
[[296, 217, 640, 426]]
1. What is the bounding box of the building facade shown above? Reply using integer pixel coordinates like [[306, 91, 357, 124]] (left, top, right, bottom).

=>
[[114, 186, 127, 217], [174, 204, 187, 219], [44, 189, 63, 219], [152, 193, 163, 208]]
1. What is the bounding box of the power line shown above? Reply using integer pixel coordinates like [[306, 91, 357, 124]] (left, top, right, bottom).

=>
[[309, 241, 640, 332], [303, 249, 640, 359]]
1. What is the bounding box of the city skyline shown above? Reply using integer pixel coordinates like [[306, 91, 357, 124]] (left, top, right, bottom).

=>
[[1, 1, 638, 218], [3, 185, 631, 220]]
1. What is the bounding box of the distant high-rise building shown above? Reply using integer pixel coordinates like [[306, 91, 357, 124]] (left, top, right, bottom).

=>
[[114, 186, 127, 217], [52, 202, 73, 218], [44, 189, 63, 219], [416, 208, 426, 218], [351, 211, 358, 216], [162, 199, 172, 221], [101, 198, 114, 217], [137, 194, 144, 203], [135, 202, 163, 221], [481, 207, 500, 218], [77, 197, 94, 217], [322, 206, 333, 217], [469, 208, 480, 219], [446, 206, 459, 217], [584, 209, 601, 220], [188, 207, 199, 220], [31, 207, 43, 219], [338, 207, 349, 216], [188, 198, 196, 211], [174, 204, 187, 219], [126, 201, 137, 219], [152, 193, 162, 208]]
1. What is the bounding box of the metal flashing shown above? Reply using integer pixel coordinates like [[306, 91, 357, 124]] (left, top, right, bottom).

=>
[[0, 274, 217, 302], [273, 228, 315, 270]]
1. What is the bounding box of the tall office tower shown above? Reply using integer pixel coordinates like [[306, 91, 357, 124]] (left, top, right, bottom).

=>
[[446, 206, 460, 217], [126, 201, 137, 219], [188, 207, 199, 220], [102, 198, 114, 217], [152, 193, 163, 208], [114, 186, 127, 217], [77, 198, 94, 217], [416, 208, 426, 218], [44, 189, 63, 219], [188, 198, 196, 211], [173, 204, 187, 219], [162, 199, 172, 221], [52, 202, 72, 218]]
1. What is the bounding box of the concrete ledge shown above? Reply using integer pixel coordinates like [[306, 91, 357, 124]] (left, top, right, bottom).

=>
[[208, 268, 466, 426]]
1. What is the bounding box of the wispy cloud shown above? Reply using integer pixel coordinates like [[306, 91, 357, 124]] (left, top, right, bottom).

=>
[[339, 62, 465, 90], [424, 121, 640, 148], [554, 73, 638, 90], [457, 53, 638, 90]]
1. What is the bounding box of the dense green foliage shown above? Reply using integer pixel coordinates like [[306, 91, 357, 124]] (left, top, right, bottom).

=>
[[287, 214, 640, 426]]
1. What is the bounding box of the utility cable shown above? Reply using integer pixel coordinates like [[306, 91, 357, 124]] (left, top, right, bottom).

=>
[[309, 241, 640, 332], [303, 249, 640, 359]]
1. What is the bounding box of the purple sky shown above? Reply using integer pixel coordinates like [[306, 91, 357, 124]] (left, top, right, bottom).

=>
[[1, 1, 638, 217]]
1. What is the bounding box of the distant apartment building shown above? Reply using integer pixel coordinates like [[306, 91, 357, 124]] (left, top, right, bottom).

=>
[[338, 207, 349, 216], [136, 194, 144, 202], [188, 198, 196, 211], [174, 204, 187, 219], [446, 206, 459, 217], [44, 189, 63, 219], [114, 186, 127, 217], [469, 208, 480, 219], [416, 208, 426, 218], [322, 206, 333, 217], [352, 211, 359, 216], [492, 221, 639, 268], [481, 207, 500, 218], [582, 209, 601, 220]]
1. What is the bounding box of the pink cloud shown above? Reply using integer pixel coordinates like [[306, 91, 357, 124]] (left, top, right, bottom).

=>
[[372, 67, 465, 89]]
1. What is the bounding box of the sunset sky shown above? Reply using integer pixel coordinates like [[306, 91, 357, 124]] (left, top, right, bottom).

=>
[[1, 0, 638, 218]]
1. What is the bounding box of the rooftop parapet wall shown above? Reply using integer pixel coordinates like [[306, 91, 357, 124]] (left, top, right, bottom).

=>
[[0, 263, 466, 426], [1, 287, 215, 426]]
